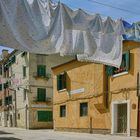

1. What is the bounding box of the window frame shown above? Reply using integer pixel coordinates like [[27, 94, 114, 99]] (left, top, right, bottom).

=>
[[23, 89, 26, 101], [57, 72, 67, 91], [60, 105, 66, 117], [80, 102, 88, 117], [23, 66, 26, 78], [106, 51, 130, 77]]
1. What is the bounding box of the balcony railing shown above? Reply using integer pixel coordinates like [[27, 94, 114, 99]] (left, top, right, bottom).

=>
[[33, 97, 52, 103], [33, 72, 51, 80]]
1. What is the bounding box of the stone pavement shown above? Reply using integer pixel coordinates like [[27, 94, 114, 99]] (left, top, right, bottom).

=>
[[0, 127, 139, 140]]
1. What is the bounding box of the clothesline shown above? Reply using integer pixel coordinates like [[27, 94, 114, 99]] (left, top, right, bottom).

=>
[[0, 0, 140, 67]]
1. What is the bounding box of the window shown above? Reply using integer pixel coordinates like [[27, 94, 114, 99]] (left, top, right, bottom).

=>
[[18, 113, 20, 120], [5, 96, 12, 105], [0, 84, 2, 91], [0, 83, 8, 90], [38, 111, 53, 122], [0, 100, 2, 106], [4, 82, 8, 89], [37, 65, 46, 77], [106, 51, 130, 76], [80, 103, 88, 117], [0, 67, 2, 75], [23, 89, 26, 101], [60, 105, 66, 117], [21, 52, 27, 57], [57, 72, 67, 91], [23, 66, 26, 77], [8, 96, 12, 104], [37, 88, 46, 102]]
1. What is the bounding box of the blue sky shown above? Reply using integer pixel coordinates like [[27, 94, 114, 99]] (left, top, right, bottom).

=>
[[0, 46, 14, 54], [59, 0, 140, 23], [1, 0, 140, 53]]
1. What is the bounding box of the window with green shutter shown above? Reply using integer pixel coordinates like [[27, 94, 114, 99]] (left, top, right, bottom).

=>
[[80, 102, 88, 117], [37, 65, 46, 77], [106, 51, 130, 76], [37, 88, 46, 102], [23, 66, 26, 77], [0, 84, 2, 91], [57, 72, 67, 91], [60, 105, 66, 117], [0, 67, 2, 75], [0, 100, 2, 106], [5, 96, 12, 105], [8, 96, 12, 104], [4, 82, 8, 89], [9, 55, 16, 64], [38, 111, 53, 122]]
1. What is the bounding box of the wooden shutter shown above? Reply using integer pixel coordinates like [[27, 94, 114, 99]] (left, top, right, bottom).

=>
[[64, 72, 67, 89], [57, 75, 61, 91], [23, 66, 26, 77], [46, 111, 53, 121], [9, 96, 12, 104], [38, 111, 53, 122], [37, 88, 46, 102], [0, 84, 2, 91], [10, 55, 16, 64], [125, 50, 130, 71], [4, 82, 8, 89], [37, 65, 46, 77], [106, 66, 114, 76]]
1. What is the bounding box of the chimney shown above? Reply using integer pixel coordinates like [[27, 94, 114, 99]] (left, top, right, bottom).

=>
[[2, 49, 9, 59]]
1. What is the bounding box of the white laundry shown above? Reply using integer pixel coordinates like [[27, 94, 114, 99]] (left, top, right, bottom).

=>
[[0, 0, 125, 67]]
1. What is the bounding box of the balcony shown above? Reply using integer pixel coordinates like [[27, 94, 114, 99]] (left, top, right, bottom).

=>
[[33, 97, 52, 103], [33, 72, 51, 80]]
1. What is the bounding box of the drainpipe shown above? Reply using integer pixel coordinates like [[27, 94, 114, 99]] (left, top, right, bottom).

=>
[[25, 104, 28, 129], [14, 90, 17, 127], [137, 72, 140, 137], [104, 65, 109, 109]]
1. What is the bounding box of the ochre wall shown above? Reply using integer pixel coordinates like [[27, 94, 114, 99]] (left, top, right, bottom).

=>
[[53, 61, 110, 129], [109, 47, 140, 130], [52, 44, 140, 131]]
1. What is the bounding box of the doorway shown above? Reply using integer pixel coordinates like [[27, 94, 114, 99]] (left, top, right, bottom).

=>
[[117, 104, 127, 133], [111, 100, 130, 136]]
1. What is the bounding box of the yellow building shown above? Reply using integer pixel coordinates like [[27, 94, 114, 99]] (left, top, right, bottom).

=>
[[52, 41, 140, 137]]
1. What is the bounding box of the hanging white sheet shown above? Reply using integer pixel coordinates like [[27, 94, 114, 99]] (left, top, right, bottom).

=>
[[0, 0, 125, 67]]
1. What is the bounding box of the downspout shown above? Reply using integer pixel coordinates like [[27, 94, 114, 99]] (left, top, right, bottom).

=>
[[137, 72, 140, 137], [25, 104, 28, 129], [104, 65, 109, 109], [14, 90, 17, 127], [9, 88, 17, 127]]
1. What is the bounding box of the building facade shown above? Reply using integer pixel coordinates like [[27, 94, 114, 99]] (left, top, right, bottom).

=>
[[0, 50, 74, 129], [52, 41, 140, 137]]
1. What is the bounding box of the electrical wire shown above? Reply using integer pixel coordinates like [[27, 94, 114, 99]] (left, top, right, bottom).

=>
[[87, 0, 140, 16]]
